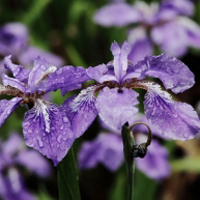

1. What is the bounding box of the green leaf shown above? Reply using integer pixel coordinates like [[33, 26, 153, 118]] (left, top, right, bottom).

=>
[[21, 0, 52, 26], [57, 147, 81, 200], [171, 157, 200, 173]]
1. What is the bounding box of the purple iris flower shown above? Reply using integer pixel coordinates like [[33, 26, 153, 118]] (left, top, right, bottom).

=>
[[94, 0, 200, 59], [78, 115, 170, 180], [0, 23, 64, 67], [0, 133, 51, 200], [0, 55, 89, 165], [62, 41, 200, 141]]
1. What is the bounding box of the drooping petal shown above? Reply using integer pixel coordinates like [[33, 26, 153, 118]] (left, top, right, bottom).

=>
[[3, 55, 30, 83], [61, 86, 98, 138], [177, 17, 200, 49], [78, 133, 124, 171], [135, 135, 170, 180], [94, 3, 141, 27], [143, 83, 200, 140], [2, 133, 24, 156], [2, 73, 26, 93], [111, 41, 131, 81], [27, 57, 57, 93], [96, 87, 139, 131], [143, 53, 195, 93], [151, 22, 188, 57], [0, 97, 22, 127], [22, 99, 74, 166], [19, 46, 64, 67], [15, 150, 51, 177], [39, 65, 90, 94]]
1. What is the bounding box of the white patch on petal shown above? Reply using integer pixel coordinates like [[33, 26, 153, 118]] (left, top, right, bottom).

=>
[[71, 86, 97, 112], [36, 65, 57, 86], [35, 99, 51, 133]]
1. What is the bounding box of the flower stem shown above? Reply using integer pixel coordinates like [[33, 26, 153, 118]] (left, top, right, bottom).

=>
[[121, 122, 135, 200], [57, 147, 81, 200]]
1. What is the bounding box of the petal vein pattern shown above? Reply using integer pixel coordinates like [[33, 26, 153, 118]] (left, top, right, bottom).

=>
[[62, 85, 98, 138], [143, 83, 200, 140], [23, 99, 74, 166]]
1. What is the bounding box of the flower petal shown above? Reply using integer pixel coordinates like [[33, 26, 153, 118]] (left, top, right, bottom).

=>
[[3, 55, 30, 83], [22, 99, 74, 166], [94, 3, 141, 27], [19, 46, 64, 67], [135, 135, 170, 180], [86, 64, 108, 83], [39, 65, 90, 94], [78, 133, 124, 171], [61, 86, 98, 138], [177, 17, 200, 49], [143, 83, 200, 140], [2, 73, 26, 93], [27, 57, 57, 93], [15, 150, 51, 177], [96, 87, 139, 131], [111, 41, 131, 81], [143, 53, 195, 93], [2, 133, 24, 156], [151, 22, 188, 57], [0, 97, 22, 127]]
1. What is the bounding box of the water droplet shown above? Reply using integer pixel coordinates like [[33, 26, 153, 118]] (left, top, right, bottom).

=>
[[56, 69, 62, 75], [43, 132, 46, 136], [57, 135, 62, 143], [75, 73, 81, 78], [28, 129, 32, 133], [60, 125, 64, 130], [63, 117, 68, 123], [41, 65, 46, 70], [37, 136, 44, 147]]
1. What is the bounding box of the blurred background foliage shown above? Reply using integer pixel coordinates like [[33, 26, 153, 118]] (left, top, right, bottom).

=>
[[1, 0, 200, 200]]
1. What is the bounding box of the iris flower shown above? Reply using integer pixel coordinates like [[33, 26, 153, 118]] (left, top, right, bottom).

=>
[[62, 41, 200, 141]]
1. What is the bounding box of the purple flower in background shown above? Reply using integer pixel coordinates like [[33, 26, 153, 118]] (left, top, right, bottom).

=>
[[78, 116, 171, 180], [62, 41, 200, 141], [0, 23, 64, 67], [0, 133, 51, 200], [94, 0, 200, 59], [0, 55, 89, 165]]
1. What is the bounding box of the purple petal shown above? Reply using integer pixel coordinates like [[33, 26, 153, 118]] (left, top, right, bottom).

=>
[[0, 23, 28, 56], [15, 150, 51, 177], [143, 53, 195, 93], [94, 3, 141, 27], [61, 86, 98, 138], [39, 65, 90, 94], [86, 64, 108, 83], [177, 17, 200, 49], [143, 83, 200, 140], [111, 41, 131, 81], [1, 168, 36, 200], [22, 99, 74, 166], [0, 97, 22, 127], [128, 38, 153, 64], [2, 73, 26, 93], [160, 0, 194, 17], [27, 57, 57, 93], [19, 46, 64, 67], [78, 133, 124, 171], [135, 135, 170, 180], [3, 55, 30, 83], [96, 87, 139, 131], [2, 133, 24, 156], [151, 22, 188, 57]]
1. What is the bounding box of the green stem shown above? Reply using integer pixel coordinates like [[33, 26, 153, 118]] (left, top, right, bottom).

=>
[[57, 147, 81, 200], [121, 123, 135, 200]]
